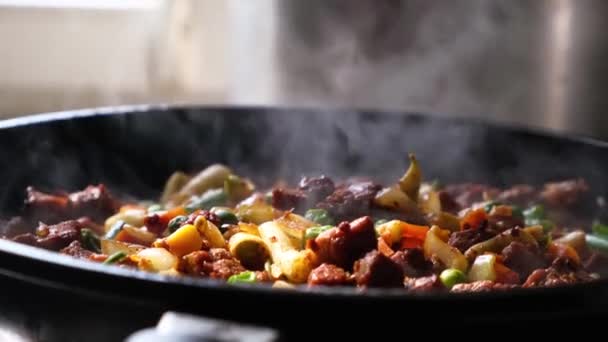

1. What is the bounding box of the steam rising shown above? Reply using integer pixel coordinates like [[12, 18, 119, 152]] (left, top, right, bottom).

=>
[[276, 0, 547, 128]]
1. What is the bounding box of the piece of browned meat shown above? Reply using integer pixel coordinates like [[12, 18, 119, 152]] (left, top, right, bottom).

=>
[[540, 179, 589, 207], [502, 241, 547, 281], [13, 220, 83, 251], [438, 190, 461, 214], [316, 180, 381, 222], [353, 250, 404, 288], [271, 188, 307, 212], [390, 248, 433, 278], [523, 257, 595, 287], [584, 252, 608, 277], [255, 271, 272, 283], [403, 274, 445, 292], [308, 263, 351, 286], [299, 176, 335, 205], [25, 185, 119, 224], [451, 280, 519, 292], [179, 248, 246, 280], [60, 240, 94, 259], [309, 216, 376, 270], [442, 183, 500, 209], [487, 205, 524, 232], [496, 185, 537, 206], [68, 185, 120, 221], [0, 216, 30, 238], [448, 221, 496, 253]]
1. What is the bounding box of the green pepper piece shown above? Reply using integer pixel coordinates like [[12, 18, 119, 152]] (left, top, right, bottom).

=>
[[511, 205, 524, 218], [212, 208, 239, 226], [523, 205, 545, 221], [185, 188, 228, 213], [227, 271, 257, 284], [483, 201, 502, 214], [304, 209, 334, 226], [586, 234, 608, 254], [167, 215, 188, 233], [304, 225, 333, 240], [81, 228, 101, 253], [592, 221, 608, 238]]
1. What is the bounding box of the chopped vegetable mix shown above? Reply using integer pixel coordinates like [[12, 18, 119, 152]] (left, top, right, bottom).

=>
[[5, 159, 606, 293]]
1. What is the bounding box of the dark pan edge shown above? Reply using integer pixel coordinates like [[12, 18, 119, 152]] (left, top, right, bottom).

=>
[[0, 105, 607, 322]]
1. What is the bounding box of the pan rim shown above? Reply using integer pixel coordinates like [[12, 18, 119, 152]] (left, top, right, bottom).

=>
[[0, 104, 607, 304]]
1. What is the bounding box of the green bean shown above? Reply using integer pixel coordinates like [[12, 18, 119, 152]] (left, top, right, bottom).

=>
[[103, 251, 127, 265]]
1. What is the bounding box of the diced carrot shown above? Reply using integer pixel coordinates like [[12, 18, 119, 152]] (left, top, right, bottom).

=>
[[159, 206, 187, 226], [494, 261, 520, 284], [119, 204, 145, 213], [461, 208, 487, 231], [396, 222, 429, 249], [401, 222, 430, 241], [401, 238, 424, 249], [378, 237, 395, 257], [548, 242, 581, 265], [115, 230, 140, 244]]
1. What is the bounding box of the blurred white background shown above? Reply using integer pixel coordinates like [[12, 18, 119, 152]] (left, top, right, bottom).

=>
[[0, 0, 277, 118], [2, 0, 608, 138]]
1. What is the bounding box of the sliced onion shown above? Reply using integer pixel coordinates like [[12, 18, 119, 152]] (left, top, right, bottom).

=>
[[137, 248, 178, 272]]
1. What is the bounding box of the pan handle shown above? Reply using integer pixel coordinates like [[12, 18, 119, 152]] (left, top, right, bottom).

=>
[[126, 311, 280, 342]]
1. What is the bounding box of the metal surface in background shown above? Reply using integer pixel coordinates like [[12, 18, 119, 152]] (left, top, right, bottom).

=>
[[273, 0, 608, 138]]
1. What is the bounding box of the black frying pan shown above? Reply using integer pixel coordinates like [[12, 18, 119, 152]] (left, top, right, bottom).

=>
[[0, 106, 607, 340]]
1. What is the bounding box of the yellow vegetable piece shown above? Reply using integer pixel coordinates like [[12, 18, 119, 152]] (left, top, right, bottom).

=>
[[399, 153, 422, 201], [104, 208, 146, 231], [418, 183, 442, 214], [374, 185, 420, 213], [235, 194, 278, 224], [160, 171, 191, 205], [259, 221, 315, 283], [193, 216, 226, 248], [375, 220, 403, 245], [238, 222, 260, 236], [229, 232, 271, 270], [468, 254, 497, 282], [165, 224, 203, 257], [137, 247, 178, 272], [423, 226, 468, 272]]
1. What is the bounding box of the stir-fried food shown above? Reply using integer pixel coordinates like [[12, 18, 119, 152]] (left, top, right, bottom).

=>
[[4, 155, 608, 293]]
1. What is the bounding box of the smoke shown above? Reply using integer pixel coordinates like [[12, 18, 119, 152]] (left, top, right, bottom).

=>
[[275, 0, 546, 128]]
